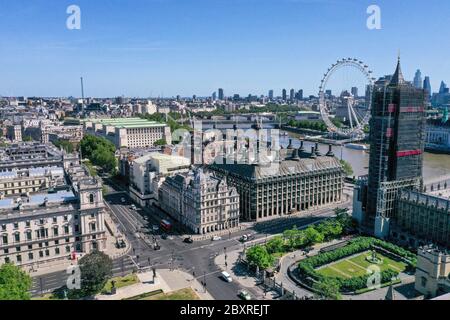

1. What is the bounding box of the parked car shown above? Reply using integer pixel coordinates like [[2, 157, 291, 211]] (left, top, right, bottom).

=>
[[238, 290, 251, 300], [212, 235, 222, 241], [121, 197, 125, 203], [130, 204, 137, 210], [183, 237, 193, 244], [221, 271, 232, 283], [152, 225, 159, 231], [154, 244, 161, 250]]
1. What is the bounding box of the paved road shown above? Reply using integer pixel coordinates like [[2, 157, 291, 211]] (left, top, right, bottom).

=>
[[31, 177, 350, 299]]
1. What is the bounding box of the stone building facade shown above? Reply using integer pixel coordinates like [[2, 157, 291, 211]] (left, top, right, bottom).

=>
[[0, 144, 106, 267], [209, 144, 344, 222], [158, 168, 240, 234]]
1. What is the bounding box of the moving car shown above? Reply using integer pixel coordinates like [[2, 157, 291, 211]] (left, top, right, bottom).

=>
[[238, 290, 251, 300], [212, 235, 222, 241], [240, 233, 255, 242], [221, 271, 232, 282], [183, 237, 194, 244], [130, 204, 137, 210], [161, 234, 168, 240]]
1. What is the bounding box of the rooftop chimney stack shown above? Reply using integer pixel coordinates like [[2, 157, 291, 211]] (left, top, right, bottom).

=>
[[326, 144, 335, 157], [310, 146, 317, 159]]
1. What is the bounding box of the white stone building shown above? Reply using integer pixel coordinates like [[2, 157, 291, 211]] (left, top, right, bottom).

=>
[[158, 168, 240, 235], [129, 152, 191, 206]]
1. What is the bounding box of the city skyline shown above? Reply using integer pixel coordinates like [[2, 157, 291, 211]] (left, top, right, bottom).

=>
[[1, 0, 450, 97]]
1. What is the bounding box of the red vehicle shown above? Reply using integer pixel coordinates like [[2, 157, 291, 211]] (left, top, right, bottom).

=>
[[160, 219, 172, 232]]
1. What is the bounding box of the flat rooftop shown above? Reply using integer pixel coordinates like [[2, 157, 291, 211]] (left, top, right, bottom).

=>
[[85, 118, 167, 129]]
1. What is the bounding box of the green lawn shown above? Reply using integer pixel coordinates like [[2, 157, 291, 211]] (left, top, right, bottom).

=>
[[102, 273, 140, 293], [317, 251, 408, 279], [141, 288, 200, 300]]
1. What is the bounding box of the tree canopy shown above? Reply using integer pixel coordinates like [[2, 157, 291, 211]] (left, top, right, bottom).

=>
[[245, 245, 275, 270], [80, 135, 117, 174], [0, 263, 32, 300], [68, 251, 113, 299]]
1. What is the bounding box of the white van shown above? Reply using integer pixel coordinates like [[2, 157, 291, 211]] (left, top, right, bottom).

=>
[[221, 271, 233, 283]]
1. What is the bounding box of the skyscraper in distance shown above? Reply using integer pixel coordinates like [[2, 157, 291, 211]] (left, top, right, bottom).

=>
[[364, 57, 426, 237], [218, 88, 224, 100], [289, 89, 295, 101], [212, 91, 217, 101], [439, 81, 448, 94], [351, 87, 358, 97], [423, 76, 432, 100], [413, 69, 423, 89], [282, 89, 287, 101], [297, 89, 303, 100], [268, 90, 274, 100]]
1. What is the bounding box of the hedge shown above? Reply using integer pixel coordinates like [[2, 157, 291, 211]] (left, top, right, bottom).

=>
[[297, 237, 416, 293]]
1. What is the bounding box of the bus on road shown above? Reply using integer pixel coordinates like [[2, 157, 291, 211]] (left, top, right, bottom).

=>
[[160, 219, 172, 232]]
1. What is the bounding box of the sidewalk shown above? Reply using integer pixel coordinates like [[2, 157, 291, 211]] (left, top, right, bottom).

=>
[[96, 269, 214, 300]]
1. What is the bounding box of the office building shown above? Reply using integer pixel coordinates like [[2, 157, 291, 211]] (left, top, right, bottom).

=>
[[158, 168, 240, 235], [129, 152, 191, 206], [289, 89, 295, 101], [218, 88, 224, 101], [414, 69, 423, 89], [0, 144, 107, 267], [210, 143, 344, 222], [282, 89, 287, 101], [351, 87, 358, 97], [423, 76, 432, 101], [6, 125, 22, 142], [268, 90, 274, 100], [83, 118, 172, 149]]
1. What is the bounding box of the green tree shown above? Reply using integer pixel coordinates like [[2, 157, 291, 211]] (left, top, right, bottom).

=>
[[80, 135, 117, 174], [68, 251, 113, 298], [316, 220, 343, 241], [266, 236, 285, 254], [313, 278, 342, 300], [339, 159, 354, 177], [246, 245, 274, 270], [154, 138, 167, 146], [23, 135, 33, 142], [0, 263, 32, 300], [304, 226, 324, 245]]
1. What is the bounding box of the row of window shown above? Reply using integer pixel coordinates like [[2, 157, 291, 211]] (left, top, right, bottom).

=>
[[3, 238, 71, 254], [3, 246, 71, 264]]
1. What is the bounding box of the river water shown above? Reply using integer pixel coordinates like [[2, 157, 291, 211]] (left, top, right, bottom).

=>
[[200, 123, 450, 183]]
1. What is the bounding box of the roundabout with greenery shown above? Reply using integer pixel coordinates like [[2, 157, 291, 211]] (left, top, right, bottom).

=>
[[296, 237, 417, 297]]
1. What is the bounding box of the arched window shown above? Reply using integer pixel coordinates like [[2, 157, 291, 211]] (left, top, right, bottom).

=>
[[89, 194, 95, 203]]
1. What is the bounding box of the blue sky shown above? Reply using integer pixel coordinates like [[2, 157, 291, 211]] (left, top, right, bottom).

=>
[[0, 0, 449, 98]]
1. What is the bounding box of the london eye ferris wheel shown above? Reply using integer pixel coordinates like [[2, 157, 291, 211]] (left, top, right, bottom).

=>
[[318, 58, 376, 138]]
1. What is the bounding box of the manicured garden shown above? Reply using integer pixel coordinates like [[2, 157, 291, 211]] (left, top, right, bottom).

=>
[[297, 237, 416, 296], [317, 250, 408, 279]]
